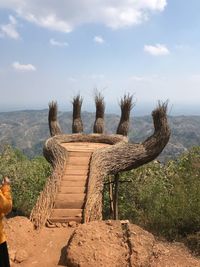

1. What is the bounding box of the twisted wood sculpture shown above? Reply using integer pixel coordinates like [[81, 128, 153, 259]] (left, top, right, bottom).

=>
[[72, 94, 83, 133], [30, 99, 170, 229], [116, 94, 134, 136], [93, 91, 105, 134], [48, 101, 62, 136]]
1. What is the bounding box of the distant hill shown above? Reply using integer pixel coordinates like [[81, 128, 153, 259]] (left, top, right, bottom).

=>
[[0, 109, 200, 161]]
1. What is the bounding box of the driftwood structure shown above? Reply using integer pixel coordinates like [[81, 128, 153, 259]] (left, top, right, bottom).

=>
[[48, 101, 62, 137], [93, 91, 105, 134], [30, 97, 170, 229], [116, 94, 134, 136], [72, 94, 83, 133]]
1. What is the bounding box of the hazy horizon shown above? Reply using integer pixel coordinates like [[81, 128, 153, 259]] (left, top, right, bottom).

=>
[[0, 102, 200, 117]]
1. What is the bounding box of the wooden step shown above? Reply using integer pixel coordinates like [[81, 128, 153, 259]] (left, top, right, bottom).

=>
[[69, 151, 92, 157], [54, 200, 84, 209], [67, 157, 91, 165], [64, 169, 88, 175], [65, 165, 89, 170], [49, 217, 82, 223], [51, 209, 82, 218], [55, 193, 86, 202], [62, 174, 88, 181], [59, 187, 86, 194], [60, 180, 87, 187]]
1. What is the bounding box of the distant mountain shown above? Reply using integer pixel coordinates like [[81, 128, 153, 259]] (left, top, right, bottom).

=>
[[0, 109, 199, 161]]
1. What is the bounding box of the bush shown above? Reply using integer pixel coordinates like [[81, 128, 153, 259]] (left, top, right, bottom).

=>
[[103, 147, 200, 242], [0, 145, 52, 216], [186, 232, 200, 256]]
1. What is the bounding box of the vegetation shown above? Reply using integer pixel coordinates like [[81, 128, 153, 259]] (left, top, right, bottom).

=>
[[0, 145, 51, 216], [0, 143, 199, 253], [103, 146, 200, 253]]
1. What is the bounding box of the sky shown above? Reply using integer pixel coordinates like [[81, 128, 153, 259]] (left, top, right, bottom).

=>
[[0, 0, 200, 115]]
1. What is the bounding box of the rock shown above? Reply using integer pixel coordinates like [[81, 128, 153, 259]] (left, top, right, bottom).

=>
[[129, 224, 155, 267], [106, 220, 113, 226], [66, 221, 128, 267], [15, 249, 28, 263], [9, 249, 16, 262], [55, 223, 62, 228], [120, 220, 129, 225], [65, 220, 200, 267], [68, 221, 77, 228]]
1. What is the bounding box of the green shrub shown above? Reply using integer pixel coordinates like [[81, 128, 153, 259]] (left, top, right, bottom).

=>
[[103, 147, 200, 242], [0, 145, 52, 216], [186, 232, 200, 256]]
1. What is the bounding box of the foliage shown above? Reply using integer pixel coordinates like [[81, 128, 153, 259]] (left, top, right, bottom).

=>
[[186, 232, 200, 256], [103, 146, 200, 244], [0, 145, 52, 216]]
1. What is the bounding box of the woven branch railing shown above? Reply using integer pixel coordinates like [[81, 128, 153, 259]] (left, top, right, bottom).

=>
[[30, 138, 68, 229], [30, 134, 125, 229]]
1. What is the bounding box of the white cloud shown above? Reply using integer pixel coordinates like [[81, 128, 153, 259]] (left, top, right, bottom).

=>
[[50, 38, 68, 47], [12, 62, 36, 72], [136, 0, 167, 11], [90, 74, 105, 79], [189, 74, 200, 82], [129, 74, 164, 82], [0, 15, 20, 39], [0, 1, 167, 32], [24, 13, 72, 33], [129, 75, 147, 82], [94, 36, 105, 44], [144, 44, 170, 56], [68, 77, 77, 83]]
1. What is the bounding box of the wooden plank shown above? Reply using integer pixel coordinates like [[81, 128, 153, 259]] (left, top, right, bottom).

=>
[[59, 187, 86, 194], [51, 209, 82, 218], [62, 142, 111, 150], [69, 151, 92, 157], [65, 165, 89, 171], [62, 175, 88, 180], [54, 200, 84, 209], [55, 193, 86, 202], [67, 157, 91, 165], [64, 169, 88, 175], [60, 180, 87, 187]]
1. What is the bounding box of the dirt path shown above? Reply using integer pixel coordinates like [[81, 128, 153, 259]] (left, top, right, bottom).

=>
[[4, 217, 200, 267], [5, 217, 74, 267]]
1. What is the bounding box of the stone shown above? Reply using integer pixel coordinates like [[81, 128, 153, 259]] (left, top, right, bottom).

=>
[[15, 249, 28, 263], [9, 249, 16, 262], [68, 221, 77, 228]]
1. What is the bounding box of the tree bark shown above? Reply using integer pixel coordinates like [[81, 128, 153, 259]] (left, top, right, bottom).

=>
[[109, 176, 114, 219], [113, 173, 119, 220], [84, 102, 171, 221], [48, 101, 62, 137]]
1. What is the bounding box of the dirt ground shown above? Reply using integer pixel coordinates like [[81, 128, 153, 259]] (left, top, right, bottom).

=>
[[4, 217, 74, 267], [3, 217, 200, 267]]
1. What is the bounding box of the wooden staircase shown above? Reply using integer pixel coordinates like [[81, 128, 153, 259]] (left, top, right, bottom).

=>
[[49, 142, 110, 224]]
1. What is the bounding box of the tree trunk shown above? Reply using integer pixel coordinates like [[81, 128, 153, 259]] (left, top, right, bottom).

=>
[[109, 176, 114, 219], [48, 101, 62, 136], [113, 173, 119, 220]]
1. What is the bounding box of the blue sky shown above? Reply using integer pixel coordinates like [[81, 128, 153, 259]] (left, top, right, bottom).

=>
[[0, 0, 200, 114]]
